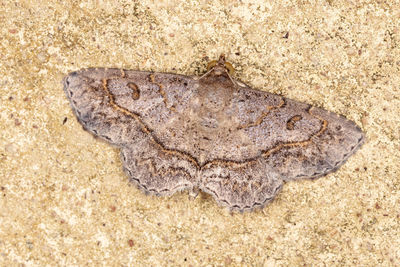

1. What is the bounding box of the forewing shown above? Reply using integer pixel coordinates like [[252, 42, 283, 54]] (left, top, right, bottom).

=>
[[63, 68, 146, 146], [63, 68, 196, 146], [231, 83, 365, 181], [64, 68, 200, 195], [278, 105, 364, 181]]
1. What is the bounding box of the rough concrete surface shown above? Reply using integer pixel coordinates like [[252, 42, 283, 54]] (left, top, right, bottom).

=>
[[1, 1, 399, 266]]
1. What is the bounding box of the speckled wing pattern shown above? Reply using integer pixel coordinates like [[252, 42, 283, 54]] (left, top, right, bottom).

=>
[[63, 56, 364, 212]]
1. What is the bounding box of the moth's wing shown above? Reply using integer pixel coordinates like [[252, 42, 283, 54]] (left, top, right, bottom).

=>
[[201, 84, 364, 211], [63, 68, 145, 146], [64, 68, 199, 194], [63, 68, 196, 146], [268, 102, 365, 181], [232, 83, 364, 182], [200, 160, 283, 212], [121, 139, 198, 196]]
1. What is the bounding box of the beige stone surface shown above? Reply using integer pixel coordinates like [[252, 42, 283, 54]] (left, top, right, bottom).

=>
[[1, 0, 399, 266]]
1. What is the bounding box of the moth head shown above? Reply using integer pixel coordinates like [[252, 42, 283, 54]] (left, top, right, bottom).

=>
[[206, 54, 235, 76]]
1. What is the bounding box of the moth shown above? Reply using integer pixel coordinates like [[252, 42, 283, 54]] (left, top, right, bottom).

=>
[[63, 55, 364, 212]]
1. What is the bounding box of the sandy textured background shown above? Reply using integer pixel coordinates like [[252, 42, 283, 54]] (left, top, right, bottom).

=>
[[1, 0, 399, 266]]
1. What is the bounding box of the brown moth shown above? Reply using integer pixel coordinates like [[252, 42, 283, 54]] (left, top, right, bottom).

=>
[[63, 55, 364, 212]]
